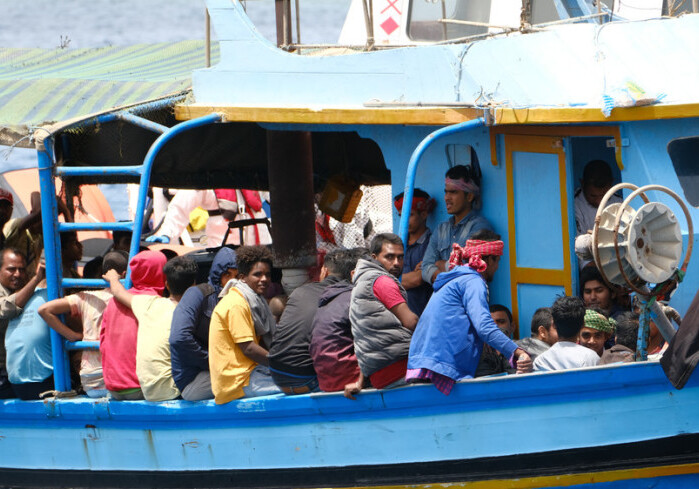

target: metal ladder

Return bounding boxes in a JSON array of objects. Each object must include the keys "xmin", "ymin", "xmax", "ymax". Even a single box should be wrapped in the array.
[{"xmin": 37, "ymin": 106, "xmax": 222, "ymax": 391}]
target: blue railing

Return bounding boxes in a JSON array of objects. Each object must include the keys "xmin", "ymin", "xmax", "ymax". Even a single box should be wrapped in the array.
[{"xmin": 37, "ymin": 105, "xmax": 222, "ymax": 392}]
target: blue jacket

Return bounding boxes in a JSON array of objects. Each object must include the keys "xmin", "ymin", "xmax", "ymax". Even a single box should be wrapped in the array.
[
  {"xmin": 170, "ymin": 247, "xmax": 237, "ymax": 391},
  {"xmin": 408, "ymin": 266, "xmax": 518, "ymax": 381},
  {"xmin": 421, "ymin": 211, "xmax": 492, "ymax": 284}
]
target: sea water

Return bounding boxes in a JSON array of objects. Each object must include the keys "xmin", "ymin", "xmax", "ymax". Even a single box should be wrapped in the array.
[{"xmin": 0, "ymin": 0, "xmax": 351, "ymax": 219}]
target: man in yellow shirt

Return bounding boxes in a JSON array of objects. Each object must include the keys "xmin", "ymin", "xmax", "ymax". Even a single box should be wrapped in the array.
[{"xmin": 209, "ymin": 245, "xmax": 281, "ymax": 404}]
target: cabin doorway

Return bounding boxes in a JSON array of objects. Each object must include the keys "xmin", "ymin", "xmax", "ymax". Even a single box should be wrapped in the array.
[{"xmin": 504, "ymin": 135, "xmax": 574, "ymax": 338}]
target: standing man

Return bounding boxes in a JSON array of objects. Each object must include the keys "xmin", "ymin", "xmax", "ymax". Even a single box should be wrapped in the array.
[
  {"xmin": 408, "ymin": 231, "xmax": 532, "ymax": 394},
  {"xmin": 347, "ymin": 234, "xmax": 418, "ymax": 398},
  {"xmin": 0, "ymin": 249, "xmax": 45, "ymax": 399},
  {"xmin": 421, "ymin": 165, "xmax": 493, "ymax": 285},
  {"xmin": 393, "ymin": 189, "xmax": 435, "ymax": 316},
  {"xmin": 574, "ymin": 160, "xmax": 620, "ymax": 236}
]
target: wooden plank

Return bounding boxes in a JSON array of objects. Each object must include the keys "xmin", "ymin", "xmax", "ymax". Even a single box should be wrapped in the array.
[{"xmin": 174, "ymin": 104, "xmax": 483, "ymax": 125}]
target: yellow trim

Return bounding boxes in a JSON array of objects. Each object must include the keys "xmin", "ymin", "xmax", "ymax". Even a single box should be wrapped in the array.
[
  {"xmin": 174, "ymin": 104, "xmax": 483, "ymax": 126},
  {"xmin": 347, "ymin": 461, "xmax": 699, "ymax": 489},
  {"xmin": 493, "ymin": 103, "xmax": 699, "ymax": 125},
  {"xmin": 490, "ymin": 125, "xmax": 624, "ymax": 170},
  {"xmin": 175, "ymin": 102, "xmax": 699, "ymax": 128},
  {"xmin": 505, "ymin": 135, "xmax": 572, "ymax": 338}
]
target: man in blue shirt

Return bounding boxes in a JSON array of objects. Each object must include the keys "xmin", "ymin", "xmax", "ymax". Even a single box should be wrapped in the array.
[
  {"xmin": 421, "ymin": 165, "xmax": 493, "ymax": 285},
  {"xmin": 394, "ymin": 189, "xmax": 435, "ymax": 316}
]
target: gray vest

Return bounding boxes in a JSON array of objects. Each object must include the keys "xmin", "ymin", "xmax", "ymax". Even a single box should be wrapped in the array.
[{"xmin": 350, "ymin": 259, "xmax": 412, "ymax": 376}]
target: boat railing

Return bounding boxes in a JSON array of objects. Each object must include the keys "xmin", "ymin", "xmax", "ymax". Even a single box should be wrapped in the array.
[{"xmin": 37, "ymin": 107, "xmax": 224, "ymax": 392}]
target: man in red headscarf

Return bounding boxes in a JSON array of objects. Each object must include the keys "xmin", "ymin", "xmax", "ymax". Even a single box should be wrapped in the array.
[
  {"xmin": 393, "ymin": 188, "xmax": 435, "ymax": 316},
  {"xmin": 407, "ymin": 230, "xmax": 532, "ymax": 395}
]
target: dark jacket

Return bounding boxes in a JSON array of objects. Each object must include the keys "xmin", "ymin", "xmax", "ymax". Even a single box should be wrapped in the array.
[
  {"xmin": 170, "ymin": 248, "xmax": 237, "ymax": 391},
  {"xmin": 661, "ymin": 288, "xmax": 699, "ymax": 389},
  {"xmin": 310, "ymin": 281, "xmax": 359, "ymax": 392},
  {"xmin": 600, "ymin": 344, "xmax": 635, "ymax": 365},
  {"xmin": 268, "ymin": 275, "xmax": 340, "ymax": 376}
]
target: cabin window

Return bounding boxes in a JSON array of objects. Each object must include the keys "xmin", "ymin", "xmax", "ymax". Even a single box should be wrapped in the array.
[
  {"xmin": 408, "ymin": 0, "xmax": 492, "ymax": 41},
  {"xmin": 668, "ymin": 136, "xmax": 699, "ymax": 207}
]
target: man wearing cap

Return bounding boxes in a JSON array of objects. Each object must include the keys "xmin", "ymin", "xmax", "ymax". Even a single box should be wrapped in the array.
[
  {"xmin": 393, "ymin": 188, "xmax": 435, "ymax": 316},
  {"xmin": 421, "ymin": 165, "xmax": 493, "ymax": 285},
  {"xmin": 408, "ymin": 230, "xmax": 532, "ymax": 395},
  {"xmin": 579, "ymin": 309, "xmax": 616, "ymax": 357}
]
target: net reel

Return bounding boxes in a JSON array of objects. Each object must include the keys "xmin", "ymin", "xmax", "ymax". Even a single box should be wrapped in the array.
[
  {"xmin": 591, "ymin": 184, "xmax": 693, "ymax": 296},
  {"xmin": 587, "ymin": 184, "xmax": 694, "ymax": 357}
]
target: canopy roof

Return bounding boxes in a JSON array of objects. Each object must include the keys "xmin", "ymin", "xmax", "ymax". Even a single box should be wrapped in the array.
[{"xmin": 0, "ymin": 40, "xmax": 218, "ymax": 148}]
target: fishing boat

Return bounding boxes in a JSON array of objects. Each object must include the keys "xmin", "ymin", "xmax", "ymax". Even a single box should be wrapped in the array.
[{"xmin": 2, "ymin": 1, "xmax": 699, "ymax": 487}]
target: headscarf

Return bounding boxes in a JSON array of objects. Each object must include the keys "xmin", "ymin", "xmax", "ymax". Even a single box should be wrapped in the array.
[
  {"xmin": 445, "ymin": 177, "xmax": 480, "ymax": 196},
  {"xmin": 448, "ymin": 240, "xmax": 504, "ymax": 273},
  {"xmin": 129, "ymin": 250, "xmax": 166, "ymax": 294},
  {"xmin": 208, "ymin": 247, "xmax": 238, "ymax": 294},
  {"xmin": 393, "ymin": 194, "xmax": 436, "ymax": 214},
  {"xmin": 584, "ymin": 309, "xmax": 616, "ymax": 334}
]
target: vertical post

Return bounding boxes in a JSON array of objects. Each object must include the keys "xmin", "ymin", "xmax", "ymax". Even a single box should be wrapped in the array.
[
  {"xmin": 694, "ymin": 0, "xmax": 699, "ymax": 13},
  {"xmin": 274, "ymin": 0, "xmax": 292, "ymax": 47},
  {"xmin": 520, "ymin": 0, "xmax": 532, "ymax": 31},
  {"xmin": 206, "ymin": 9, "xmax": 211, "ymax": 68},
  {"xmin": 266, "ymin": 130, "xmax": 316, "ymax": 276},
  {"xmin": 37, "ymin": 147, "xmax": 71, "ymax": 392},
  {"xmin": 636, "ymin": 301, "xmax": 651, "ymax": 361}
]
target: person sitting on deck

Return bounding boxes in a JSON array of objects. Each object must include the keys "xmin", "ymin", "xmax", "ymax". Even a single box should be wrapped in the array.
[
  {"xmin": 574, "ymin": 160, "xmax": 621, "ymax": 237},
  {"xmin": 60, "ymin": 231, "xmax": 84, "ymax": 280},
  {"xmin": 170, "ymin": 247, "xmax": 238, "ymax": 401},
  {"xmin": 100, "ymin": 250, "xmax": 167, "ymax": 401},
  {"xmin": 393, "ymin": 189, "xmax": 436, "ymax": 316},
  {"xmin": 0, "ymin": 249, "xmax": 45, "ymax": 399},
  {"xmin": 580, "ymin": 266, "xmax": 628, "ymax": 323},
  {"xmin": 209, "ymin": 245, "xmax": 281, "ymax": 404},
  {"xmin": 346, "ymin": 234, "xmax": 418, "ymax": 399},
  {"xmin": 421, "ymin": 165, "xmax": 493, "ymax": 286},
  {"xmin": 474, "ymin": 305, "xmax": 516, "ymax": 377},
  {"xmin": 579, "ymin": 309, "xmax": 616, "ymax": 358},
  {"xmin": 309, "ymin": 248, "xmax": 366, "ymax": 393},
  {"xmin": 38, "ymin": 251, "xmax": 129, "ymax": 398},
  {"xmin": 600, "ymin": 312, "xmax": 638, "ymax": 365},
  {"xmin": 268, "ymin": 248, "xmax": 353, "ymax": 395},
  {"xmin": 407, "ymin": 232, "xmax": 532, "ymax": 394},
  {"xmin": 534, "ymin": 296, "xmax": 600, "ymax": 371},
  {"xmin": 516, "ymin": 307, "xmax": 557, "ymax": 362},
  {"xmin": 104, "ymin": 254, "xmax": 197, "ymax": 402}
]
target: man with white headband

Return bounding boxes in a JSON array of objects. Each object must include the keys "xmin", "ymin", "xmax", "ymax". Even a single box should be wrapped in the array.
[
  {"xmin": 407, "ymin": 230, "xmax": 532, "ymax": 395},
  {"xmin": 421, "ymin": 165, "xmax": 493, "ymax": 285}
]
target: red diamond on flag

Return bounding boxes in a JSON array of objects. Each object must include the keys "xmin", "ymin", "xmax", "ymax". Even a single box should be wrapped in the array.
[{"xmin": 380, "ymin": 17, "xmax": 399, "ymax": 35}]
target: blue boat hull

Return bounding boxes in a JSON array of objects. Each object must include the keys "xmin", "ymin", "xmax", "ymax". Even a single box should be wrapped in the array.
[{"xmin": 1, "ymin": 362, "xmax": 698, "ymax": 488}]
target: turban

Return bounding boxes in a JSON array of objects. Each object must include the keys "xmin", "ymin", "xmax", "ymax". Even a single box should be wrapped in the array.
[
  {"xmin": 584, "ymin": 309, "xmax": 616, "ymax": 334},
  {"xmin": 394, "ymin": 195, "xmax": 436, "ymax": 214},
  {"xmin": 445, "ymin": 177, "xmax": 480, "ymax": 196},
  {"xmin": 448, "ymin": 240, "xmax": 504, "ymax": 273}
]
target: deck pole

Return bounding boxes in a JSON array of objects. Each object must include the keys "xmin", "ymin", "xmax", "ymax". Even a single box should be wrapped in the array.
[
  {"xmin": 399, "ymin": 118, "xmax": 485, "ymax": 248},
  {"xmin": 37, "ymin": 147, "xmax": 71, "ymax": 392},
  {"xmin": 266, "ymin": 130, "xmax": 317, "ymax": 280}
]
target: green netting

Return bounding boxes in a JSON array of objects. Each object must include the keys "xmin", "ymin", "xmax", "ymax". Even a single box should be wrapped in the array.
[{"xmin": 0, "ymin": 40, "xmax": 219, "ymax": 148}]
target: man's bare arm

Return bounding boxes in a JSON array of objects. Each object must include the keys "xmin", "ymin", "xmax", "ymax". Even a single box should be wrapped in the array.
[
  {"xmin": 102, "ymin": 269, "xmax": 133, "ymax": 309},
  {"xmin": 38, "ymin": 298, "xmax": 82, "ymax": 342},
  {"xmin": 239, "ymin": 341, "xmax": 269, "ymax": 366},
  {"xmin": 14, "ymin": 260, "xmax": 45, "ymax": 309},
  {"xmin": 389, "ymin": 302, "xmax": 418, "ymax": 331}
]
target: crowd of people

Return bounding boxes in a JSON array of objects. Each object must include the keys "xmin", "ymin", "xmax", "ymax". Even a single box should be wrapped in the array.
[{"xmin": 0, "ymin": 158, "xmax": 675, "ymax": 402}]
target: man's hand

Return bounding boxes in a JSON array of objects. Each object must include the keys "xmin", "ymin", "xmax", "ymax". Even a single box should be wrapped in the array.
[
  {"xmin": 35, "ymin": 258, "xmax": 45, "ymax": 281},
  {"xmin": 514, "ymin": 348, "xmax": 533, "ymax": 374},
  {"xmin": 102, "ymin": 269, "xmax": 121, "ymax": 283},
  {"xmin": 435, "ymin": 260, "xmax": 447, "ymax": 273},
  {"xmin": 344, "ymin": 381, "xmax": 362, "ymax": 400}
]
